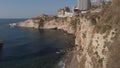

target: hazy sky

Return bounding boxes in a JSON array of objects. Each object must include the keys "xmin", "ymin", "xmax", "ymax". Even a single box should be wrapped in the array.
[{"xmin": 0, "ymin": 0, "xmax": 77, "ymax": 18}]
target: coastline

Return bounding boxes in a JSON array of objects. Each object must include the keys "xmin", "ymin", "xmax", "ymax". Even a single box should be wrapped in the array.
[{"xmin": 9, "ymin": 1, "xmax": 120, "ymax": 68}]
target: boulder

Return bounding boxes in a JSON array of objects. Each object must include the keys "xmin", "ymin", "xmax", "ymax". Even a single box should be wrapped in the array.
[{"xmin": 0, "ymin": 40, "xmax": 3, "ymax": 47}]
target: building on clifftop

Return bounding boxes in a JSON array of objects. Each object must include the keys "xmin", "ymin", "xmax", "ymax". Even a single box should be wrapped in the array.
[
  {"xmin": 58, "ymin": 7, "xmax": 73, "ymax": 17},
  {"xmin": 58, "ymin": 0, "xmax": 91, "ymax": 17},
  {"xmin": 78, "ymin": 0, "xmax": 91, "ymax": 11}
]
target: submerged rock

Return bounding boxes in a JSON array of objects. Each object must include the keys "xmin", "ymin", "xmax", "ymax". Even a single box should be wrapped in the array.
[{"xmin": 0, "ymin": 40, "xmax": 3, "ymax": 47}]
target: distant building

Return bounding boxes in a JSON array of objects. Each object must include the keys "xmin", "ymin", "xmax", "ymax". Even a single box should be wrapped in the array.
[
  {"xmin": 91, "ymin": 0, "xmax": 102, "ymax": 6},
  {"xmin": 58, "ymin": 7, "xmax": 73, "ymax": 17},
  {"xmin": 58, "ymin": 0, "xmax": 91, "ymax": 17},
  {"xmin": 91, "ymin": 0, "xmax": 111, "ymax": 8},
  {"xmin": 78, "ymin": 0, "xmax": 91, "ymax": 11}
]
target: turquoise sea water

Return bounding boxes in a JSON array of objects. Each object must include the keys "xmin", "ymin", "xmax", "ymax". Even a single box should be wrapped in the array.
[{"xmin": 0, "ymin": 19, "xmax": 75, "ymax": 68}]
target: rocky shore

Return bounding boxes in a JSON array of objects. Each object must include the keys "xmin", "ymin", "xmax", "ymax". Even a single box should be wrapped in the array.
[{"xmin": 9, "ymin": 1, "xmax": 120, "ymax": 68}]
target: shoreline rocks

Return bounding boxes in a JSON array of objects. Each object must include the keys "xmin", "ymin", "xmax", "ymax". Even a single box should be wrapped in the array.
[
  {"xmin": 0, "ymin": 40, "xmax": 3, "ymax": 47},
  {"xmin": 9, "ymin": 23, "xmax": 17, "ymax": 27}
]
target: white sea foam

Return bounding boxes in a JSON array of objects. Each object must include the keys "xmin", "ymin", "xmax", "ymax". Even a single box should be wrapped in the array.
[{"xmin": 57, "ymin": 58, "xmax": 66, "ymax": 68}]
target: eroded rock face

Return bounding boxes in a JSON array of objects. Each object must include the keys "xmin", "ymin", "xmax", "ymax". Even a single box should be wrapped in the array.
[
  {"xmin": 65, "ymin": 16, "xmax": 118, "ymax": 68},
  {"xmin": 11, "ymin": 15, "xmax": 76, "ymax": 34}
]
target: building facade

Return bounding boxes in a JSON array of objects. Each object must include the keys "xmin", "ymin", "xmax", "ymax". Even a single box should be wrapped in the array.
[{"xmin": 78, "ymin": 0, "xmax": 91, "ymax": 11}]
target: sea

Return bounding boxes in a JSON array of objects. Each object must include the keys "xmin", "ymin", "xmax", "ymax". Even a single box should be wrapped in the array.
[{"xmin": 0, "ymin": 19, "xmax": 75, "ymax": 68}]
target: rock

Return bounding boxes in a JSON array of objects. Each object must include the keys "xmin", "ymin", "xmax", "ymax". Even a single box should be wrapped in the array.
[
  {"xmin": 9, "ymin": 23, "xmax": 17, "ymax": 27},
  {"xmin": 56, "ymin": 51, "xmax": 60, "ymax": 54},
  {"xmin": 0, "ymin": 40, "xmax": 3, "ymax": 47}
]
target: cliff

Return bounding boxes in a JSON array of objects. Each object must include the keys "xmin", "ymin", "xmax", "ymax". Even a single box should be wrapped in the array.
[
  {"xmin": 65, "ymin": 1, "xmax": 120, "ymax": 68},
  {"xmin": 12, "ymin": 15, "xmax": 76, "ymax": 34},
  {"xmin": 10, "ymin": 1, "xmax": 120, "ymax": 68}
]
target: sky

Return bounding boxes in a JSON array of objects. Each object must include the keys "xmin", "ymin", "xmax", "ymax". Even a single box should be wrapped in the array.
[{"xmin": 0, "ymin": 0, "xmax": 77, "ymax": 18}]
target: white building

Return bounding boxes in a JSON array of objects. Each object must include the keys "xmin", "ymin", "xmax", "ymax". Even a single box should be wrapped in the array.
[
  {"xmin": 58, "ymin": 12, "xmax": 73, "ymax": 17},
  {"xmin": 57, "ymin": 7, "xmax": 73, "ymax": 17},
  {"xmin": 58, "ymin": 0, "xmax": 91, "ymax": 17},
  {"xmin": 78, "ymin": 0, "xmax": 91, "ymax": 11}
]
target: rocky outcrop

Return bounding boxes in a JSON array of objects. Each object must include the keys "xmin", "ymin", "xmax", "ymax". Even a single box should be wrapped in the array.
[
  {"xmin": 9, "ymin": 1, "xmax": 120, "ymax": 68},
  {"xmin": 10, "ymin": 15, "xmax": 76, "ymax": 34},
  {"xmin": 0, "ymin": 40, "xmax": 3, "ymax": 47}
]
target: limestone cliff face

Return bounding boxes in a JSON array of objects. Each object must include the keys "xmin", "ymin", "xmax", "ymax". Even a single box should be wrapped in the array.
[
  {"xmin": 17, "ymin": 19, "xmax": 39, "ymax": 28},
  {"xmin": 11, "ymin": 1, "xmax": 120, "ymax": 68},
  {"xmin": 65, "ymin": 16, "xmax": 117, "ymax": 68},
  {"xmin": 14, "ymin": 16, "xmax": 76, "ymax": 34},
  {"xmin": 65, "ymin": 1, "xmax": 120, "ymax": 68}
]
